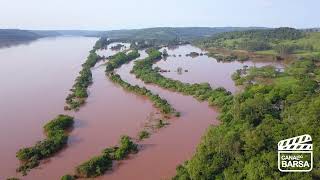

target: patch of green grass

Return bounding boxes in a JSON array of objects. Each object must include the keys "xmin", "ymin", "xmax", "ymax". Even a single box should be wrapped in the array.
[
  {"xmin": 255, "ymin": 50, "xmax": 277, "ymax": 55},
  {"xmin": 138, "ymin": 130, "xmax": 150, "ymax": 140}
]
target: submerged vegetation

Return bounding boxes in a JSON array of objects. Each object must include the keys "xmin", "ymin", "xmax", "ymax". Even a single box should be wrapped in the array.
[
  {"xmin": 110, "ymin": 43, "xmax": 125, "ymax": 51},
  {"xmin": 16, "ymin": 115, "xmax": 74, "ymax": 175},
  {"xmin": 64, "ymin": 135, "xmax": 137, "ymax": 178},
  {"xmin": 138, "ymin": 130, "xmax": 150, "ymax": 140}
]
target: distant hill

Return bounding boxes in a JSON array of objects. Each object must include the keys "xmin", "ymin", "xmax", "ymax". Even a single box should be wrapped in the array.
[
  {"xmin": 0, "ymin": 27, "xmax": 267, "ymax": 48},
  {"xmin": 0, "ymin": 29, "xmax": 41, "ymax": 47},
  {"xmin": 102, "ymin": 27, "xmax": 268, "ymax": 41}
]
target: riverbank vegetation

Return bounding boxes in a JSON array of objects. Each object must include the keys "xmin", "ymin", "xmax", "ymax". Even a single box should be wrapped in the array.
[
  {"xmin": 138, "ymin": 130, "xmax": 150, "ymax": 140},
  {"xmin": 105, "ymin": 50, "xmax": 140, "ymax": 73},
  {"xmin": 65, "ymin": 47, "xmax": 101, "ymax": 110},
  {"xmin": 173, "ymin": 59, "xmax": 320, "ymax": 179},
  {"xmin": 195, "ymin": 28, "xmax": 320, "ymax": 62},
  {"xmin": 110, "ymin": 43, "xmax": 125, "ymax": 51},
  {"xmin": 232, "ymin": 65, "xmax": 280, "ymax": 85},
  {"xmin": 16, "ymin": 115, "xmax": 74, "ymax": 175},
  {"xmin": 62, "ymin": 135, "xmax": 137, "ymax": 179},
  {"xmin": 93, "ymin": 37, "xmax": 110, "ymax": 49}
]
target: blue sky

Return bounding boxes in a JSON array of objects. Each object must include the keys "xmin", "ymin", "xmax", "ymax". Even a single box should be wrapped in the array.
[{"xmin": 0, "ymin": 0, "xmax": 319, "ymax": 30}]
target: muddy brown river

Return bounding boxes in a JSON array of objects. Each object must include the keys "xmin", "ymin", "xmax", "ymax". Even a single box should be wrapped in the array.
[{"xmin": 0, "ymin": 38, "xmax": 282, "ymax": 179}]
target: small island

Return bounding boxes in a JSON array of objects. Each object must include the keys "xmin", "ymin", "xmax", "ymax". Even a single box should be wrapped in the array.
[
  {"xmin": 186, "ymin": 52, "xmax": 200, "ymax": 57},
  {"xmin": 110, "ymin": 44, "xmax": 125, "ymax": 51}
]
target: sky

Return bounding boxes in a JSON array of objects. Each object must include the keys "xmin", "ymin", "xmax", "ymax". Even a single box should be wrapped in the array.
[{"xmin": 0, "ymin": 0, "xmax": 319, "ymax": 30}]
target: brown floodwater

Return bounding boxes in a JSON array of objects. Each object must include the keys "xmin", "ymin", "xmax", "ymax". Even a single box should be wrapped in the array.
[
  {"xmin": 156, "ymin": 45, "xmax": 284, "ymax": 93},
  {"xmin": 0, "ymin": 36, "xmax": 96, "ymax": 179},
  {"xmin": 0, "ymin": 38, "xmax": 157, "ymax": 179}
]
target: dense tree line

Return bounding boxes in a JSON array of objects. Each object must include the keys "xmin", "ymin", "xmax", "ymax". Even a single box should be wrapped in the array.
[
  {"xmin": 65, "ymin": 47, "xmax": 101, "ymax": 110},
  {"xmin": 16, "ymin": 115, "xmax": 74, "ymax": 175},
  {"xmin": 93, "ymin": 37, "xmax": 110, "ymax": 49},
  {"xmin": 232, "ymin": 65, "xmax": 279, "ymax": 85},
  {"xmin": 173, "ymin": 60, "xmax": 320, "ymax": 179},
  {"xmin": 62, "ymin": 135, "xmax": 137, "ymax": 179},
  {"xmin": 105, "ymin": 50, "xmax": 140, "ymax": 73}
]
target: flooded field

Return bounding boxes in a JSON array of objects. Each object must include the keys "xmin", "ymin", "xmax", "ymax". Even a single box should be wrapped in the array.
[{"xmin": 156, "ymin": 45, "xmax": 283, "ymax": 92}]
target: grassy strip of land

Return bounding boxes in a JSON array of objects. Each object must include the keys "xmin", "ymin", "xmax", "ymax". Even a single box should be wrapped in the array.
[
  {"xmin": 62, "ymin": 135, "xmax": 137, "ymax": 179},
  {"xmin": 16, "ymin": 115, "xmax": 74, "ymax": 175}
]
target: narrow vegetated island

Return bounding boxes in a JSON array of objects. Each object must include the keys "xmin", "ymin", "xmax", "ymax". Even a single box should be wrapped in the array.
[
  {"xmin": 64, "ymin": 38, "xmax": 114, "ymax": 111},
  {"xmin": 62, "ymin": 135, "xmax": 138, "ymax": 179},
  {"xmin": 16, "ymin": 115, "xmax": 74, "ymax": 175},
  {"xmin": 64, "ymin": 48, "xmax": 101, "ymax": 110}
]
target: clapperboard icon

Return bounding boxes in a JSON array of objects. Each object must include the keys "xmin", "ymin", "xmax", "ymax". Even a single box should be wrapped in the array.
[{"xmin": 278, "ymin": 134, "xmax": 313, "ymax": 172}]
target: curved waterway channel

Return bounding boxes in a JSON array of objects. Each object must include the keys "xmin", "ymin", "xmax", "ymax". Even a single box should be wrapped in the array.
[{"xmin": 0, "ymin": 38, "xmax": 283, "ymax": 179}]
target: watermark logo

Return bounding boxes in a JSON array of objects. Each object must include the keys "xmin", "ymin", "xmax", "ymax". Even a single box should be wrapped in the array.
[{"xmin": 278, "ymin": 134, "xmax": 313, "ymax": 172}]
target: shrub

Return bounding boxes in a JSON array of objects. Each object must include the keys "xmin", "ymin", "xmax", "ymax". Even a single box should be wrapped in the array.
[
  {"xmin": 61, "ymin": 174, "xmax": 75, "ymax": 180},
  {"xmin": 75, "ymin": 155, "xmax": 112, "ymax": 178},
  {"xmin": 138, "ymin": 130, "xmax": 150, "ymax": 140}
]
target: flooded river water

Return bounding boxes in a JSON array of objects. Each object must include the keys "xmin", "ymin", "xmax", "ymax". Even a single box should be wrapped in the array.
[{"xmin": 0, "ymin": 39, "xmax": 281, "ymax": 179}]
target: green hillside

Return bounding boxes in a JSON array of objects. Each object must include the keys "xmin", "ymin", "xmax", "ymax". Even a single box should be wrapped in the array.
[
  {"xmin": 103, "ymin": 27, "xmax": 266, "ymax": 41},
  {"xmin": 195, "ymin": 27, "xmax": 320, "ymax": 61}
]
